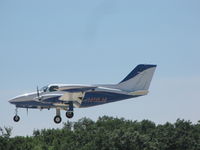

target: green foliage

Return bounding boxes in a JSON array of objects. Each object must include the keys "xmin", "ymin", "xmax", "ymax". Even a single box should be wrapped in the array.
[
  {"xmin": 0, "ymin": 127, "xmax": 12, "ymax": 138},
  {"xmin": 1, "ymin": 117, "xmax": 200, "ymax": 150}
]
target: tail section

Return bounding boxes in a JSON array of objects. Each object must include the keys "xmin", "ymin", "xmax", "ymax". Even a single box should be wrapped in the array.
[{"xmin": 116, "ymin": 64, "xmax": 157, "ymax": 92}]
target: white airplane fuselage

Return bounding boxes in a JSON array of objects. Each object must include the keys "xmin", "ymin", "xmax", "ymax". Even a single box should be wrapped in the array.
[
  {"xmin": 9, "ymin": 84, "xmax": 141, "ymax": 109},
  {"xmin": 9, "ymin": 64, "xmax": 157, "ymax": 123}
]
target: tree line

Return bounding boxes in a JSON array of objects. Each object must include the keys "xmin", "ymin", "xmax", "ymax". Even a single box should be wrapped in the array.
[{"xmin": 1, "ymin": 116, "xmax": 200, "ymax": 150}]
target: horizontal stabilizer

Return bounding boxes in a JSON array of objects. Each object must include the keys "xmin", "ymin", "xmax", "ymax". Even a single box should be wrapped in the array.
[{"xmin": 128, "ymin": 90, "xmax": 149, "ymax": 96}]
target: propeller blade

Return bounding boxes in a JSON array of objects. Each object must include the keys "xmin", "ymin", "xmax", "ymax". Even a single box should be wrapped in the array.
[{"xmin": 37, "ymin": 86, "xmax": 40, "ymax": 100}]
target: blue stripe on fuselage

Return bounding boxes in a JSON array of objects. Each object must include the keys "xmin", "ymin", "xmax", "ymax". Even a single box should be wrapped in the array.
[
  {"xmin": 80, "ymin": 91, "xmax": 138, "ymax": 107},
  {"xmin": 15, "ymin": 100, "xmax": 54, "ymax": 108},
  {"xmin": 14, "ymin": 92, "xmax": 140, "ymax": 108},
  {"xmin": 42, "ymin": 96, "xmax": 62, "ymax": 103},
  {"xmin": 15, "ymin": 96, "xmax": 63, "ymax": 108}
]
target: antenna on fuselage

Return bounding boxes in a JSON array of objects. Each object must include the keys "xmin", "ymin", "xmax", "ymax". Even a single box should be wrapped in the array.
[{"xmin": 26, "ymin": 108, "xmax": 28, "ymax": 116}]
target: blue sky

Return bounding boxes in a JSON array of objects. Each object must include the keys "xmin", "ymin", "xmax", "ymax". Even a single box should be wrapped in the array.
[{"xmin": 0, "ymin": 0, "xmax": 200, "ymax": 136}]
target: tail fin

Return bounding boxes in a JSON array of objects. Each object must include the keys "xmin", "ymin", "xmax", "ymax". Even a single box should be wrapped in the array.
[{"xmin": 117, "ymin": 64, "xmax": 157, "ymax": 92}]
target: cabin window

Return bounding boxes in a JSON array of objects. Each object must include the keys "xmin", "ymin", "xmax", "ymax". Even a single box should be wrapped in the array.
[{"xmin": 49, "ymin": 86, "xmax": 59, "ymax": 92}]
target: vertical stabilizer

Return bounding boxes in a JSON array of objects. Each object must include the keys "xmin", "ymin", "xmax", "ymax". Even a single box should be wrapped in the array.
[{"xmin": 116, "ymin": 64, "xmax": 157, "ymax": 92}]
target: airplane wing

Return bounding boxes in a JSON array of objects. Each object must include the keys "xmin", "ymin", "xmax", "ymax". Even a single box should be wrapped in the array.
[
  {"xmin": 36, "ymin": 85, "xmax": 128, "ymax": 108},
  {"xmin": 59, "ymin": 86, "xmax": 97, "ymax": 92},
  {"xmin": 57, "ymin": 86, "xmax": 97, "ymax": 103},
  {"xmin": 59, "ymin": 92, "xmax": 84, "ymax": 102},
  {"xmin": 35, "ymin": 86, "xmax": 97, "ymax": 107}
]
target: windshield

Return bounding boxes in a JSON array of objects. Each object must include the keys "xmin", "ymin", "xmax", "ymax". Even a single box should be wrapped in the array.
[{"xmin": 40, "ymin": 85, "xmax": 48, "ymax": 92}]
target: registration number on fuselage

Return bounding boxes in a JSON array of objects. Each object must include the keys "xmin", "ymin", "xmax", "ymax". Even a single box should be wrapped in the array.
[{"xmin": 87, "ymin": 97, "xmax": 107, "ymax": 103}]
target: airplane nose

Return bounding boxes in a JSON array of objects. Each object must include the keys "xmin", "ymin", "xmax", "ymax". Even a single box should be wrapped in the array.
[
  {"xmin": 9, "ymin": 97, "xmax": 22, "ymax": 104},
  {"xmin": 9, "ymin": 92, "xmax": 36, "ymax": 105},
  {"xmin": 9, "ymin": 98, "xmax": 18, "ymax": 104}
]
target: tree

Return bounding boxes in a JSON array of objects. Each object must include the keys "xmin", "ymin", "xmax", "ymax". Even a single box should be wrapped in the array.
[
  {"xmin": 0, "ymin": 127, "xmax": 12, "ymax": 138},
  {"xmin": 1, "ymin": 117, "xmax": 200, "ymax": 150}
]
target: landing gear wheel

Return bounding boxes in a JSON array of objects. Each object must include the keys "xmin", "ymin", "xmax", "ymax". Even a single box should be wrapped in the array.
[
  {"xmin": 54, "ymin": 116, "xmax": 62, "ymax": 124},
  {"xmin": 66, "ymin": 111, "xmax": 74, "ymax": 118},
  {"xmin": 13, "ymin": 115, "xmax": 20, "ymax": 122}
]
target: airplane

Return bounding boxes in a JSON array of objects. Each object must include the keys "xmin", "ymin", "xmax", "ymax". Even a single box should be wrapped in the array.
[{"xmin": 9, "ymin": 64, "xmax": 157, "ymax": 124}]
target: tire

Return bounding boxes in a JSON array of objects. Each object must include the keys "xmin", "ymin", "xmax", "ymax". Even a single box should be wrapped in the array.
[
  {"xmin": 66, "ymin": 111, "xmax": 74, "ymax": 118},
  {"xmin": 13, "ymin": 115, "xmax": 20, "ymax": 122},
  {"xmin": 54, "ymin": 116, "xmax": 62, "ymax": 124}
]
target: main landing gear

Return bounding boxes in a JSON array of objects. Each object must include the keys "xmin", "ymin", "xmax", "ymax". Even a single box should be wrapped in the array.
[
  {"xmin": 66, "ymin": 101, "xmax": 74, "ymax": 119},
  {"xmin": 54, "ymin": 102, "xmax": 74, "ymax": 124},
  {"xmin": 54, "ymin": 108, "xmax": 62, "ymax": 124},
  {"xmin": 66, "ymin": 111, "xmax": 74, "ymax": 118},
  {"xmin": 53, "ymin": 110, "xmax": 74, "ymax": 124},
  {"xmin": 13, "ymin": 108, "xmax": 20, "ymax": 122}
]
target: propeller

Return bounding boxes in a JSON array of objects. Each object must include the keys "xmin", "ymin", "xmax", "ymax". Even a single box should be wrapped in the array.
[{"xmin": 37, "ymin": 86, "xmax": 41, "ymax": 101}]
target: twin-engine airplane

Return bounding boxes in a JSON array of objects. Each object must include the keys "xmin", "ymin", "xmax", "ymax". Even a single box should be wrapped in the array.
[{"xmin": 9, "ymin": 64, "xmax": 157, "ymax": 124}]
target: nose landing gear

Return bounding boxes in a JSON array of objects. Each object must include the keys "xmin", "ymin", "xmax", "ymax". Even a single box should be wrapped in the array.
[
  {"xmin": 13, "ymin": 108, "xmax": 20, "ymax": 122},
  {"xmin": 13, "ymin": 115, "xmax": 20, "ymax": 122}
]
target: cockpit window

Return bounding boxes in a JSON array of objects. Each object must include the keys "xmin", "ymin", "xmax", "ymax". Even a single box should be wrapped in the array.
[
  {"xmin": 41, "ymin": 86, "xmax": 48, "ymax": 92},
  {"xmin": 49, "ymin": 86, "xmax": 59, "ymax": 92},
  {"xmin": 40, "ymin": 85, "xmax": 59, "ymax": 92}
]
